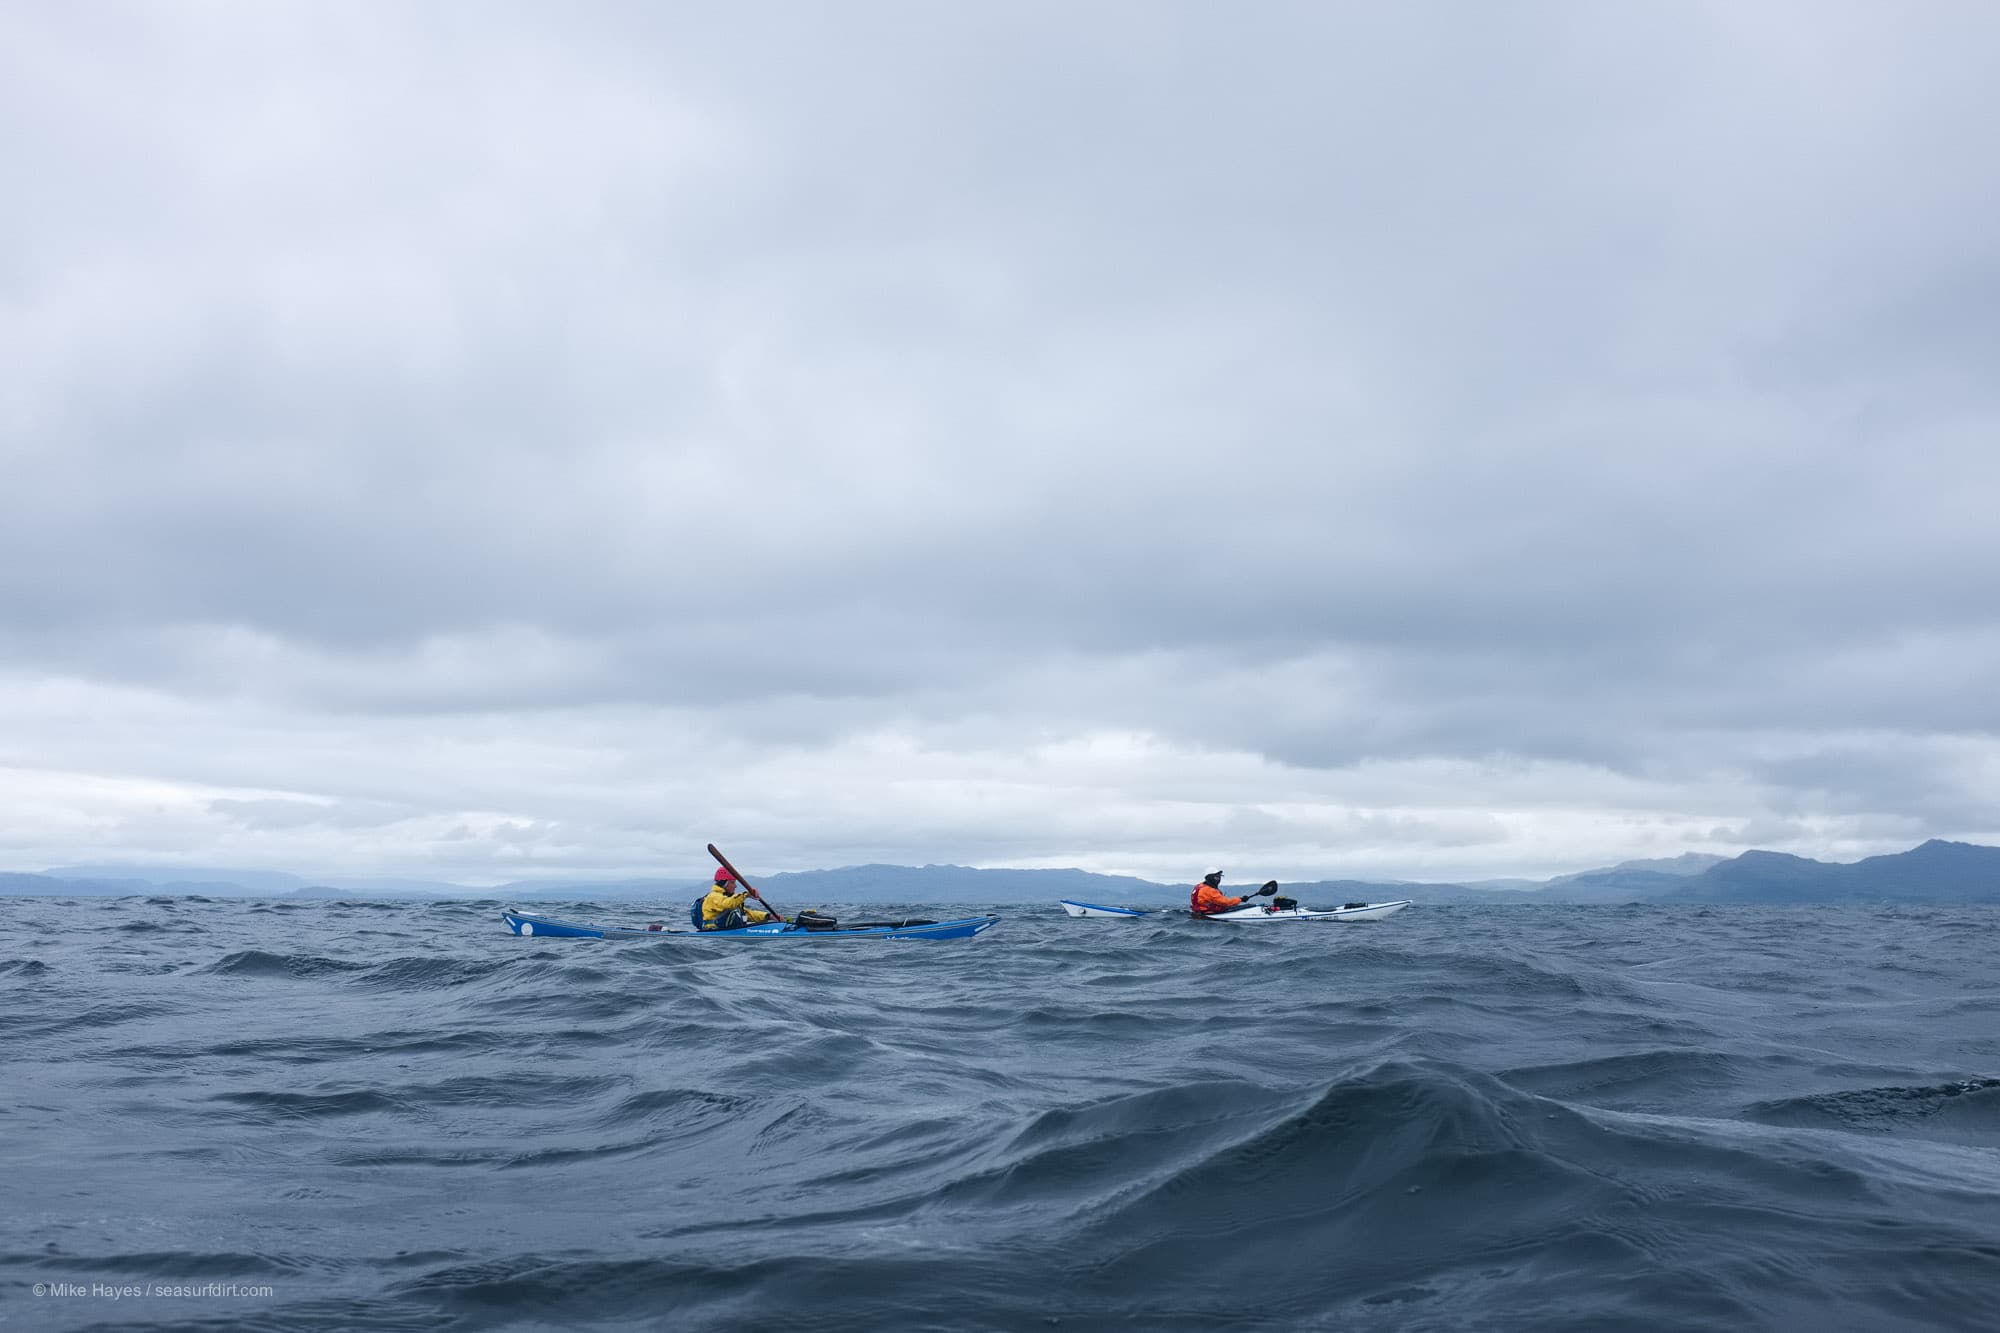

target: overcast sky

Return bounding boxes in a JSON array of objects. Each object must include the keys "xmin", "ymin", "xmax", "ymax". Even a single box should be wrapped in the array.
[{"xmin": 3, "ymin": 2, "xmax": 1997, "ymax": 885}]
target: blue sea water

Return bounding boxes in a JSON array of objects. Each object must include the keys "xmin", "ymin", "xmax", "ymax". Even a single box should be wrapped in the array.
[{"xmin": 3, "ymin": 897, "xmax": 1998, "ymax": 1331}]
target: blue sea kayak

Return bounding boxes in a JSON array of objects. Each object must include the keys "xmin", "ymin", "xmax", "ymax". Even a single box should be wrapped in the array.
[{"xmin": 502, "ymin": 908, "xmax": 1000, "ymax": 942}]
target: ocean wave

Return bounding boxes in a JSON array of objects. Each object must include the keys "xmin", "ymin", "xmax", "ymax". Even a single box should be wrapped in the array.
[
  {"xmin": 1498, "ymin": 1047, "xmax": 1771, "ymax": 1110},
  {"xmin": 1746, "ymin": 1077, "xmax": 2000, "ymax": 1141},
  {"xmin": 208, "ymin": 1088, "xmax": 409, "ymax": 1121},
  {"xmin": 7, "ymin": 898, "xmax": 2000, "ymax": 1332},
  {"xmin": 357, "ymin": 956, "xmax": 524, "ymax": 990},
  {"xmin": 199, "ymin": 949, "xmax": 371, "ymax": 980}
]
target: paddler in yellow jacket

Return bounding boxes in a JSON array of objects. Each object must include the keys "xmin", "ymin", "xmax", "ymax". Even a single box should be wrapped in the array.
[{"xmin": 700, "ymin": 866, "xmax": 778, "ymax": 930}]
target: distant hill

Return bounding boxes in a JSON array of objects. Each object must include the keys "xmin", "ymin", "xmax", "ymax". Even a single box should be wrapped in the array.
[
  {"xmin": 1666, "ymin": 839, "xmax": 2000, "ymax": 904},
  {"xmin": 1532, "ymin": 868, "xmax": 1702, "ymax": 902},
  {"xmin": 0, "ymin": 871, "xmax": 152, "ymax": 897},
  {"xmin": 2, "ymin": 842, "xmax": 1995, "ymax": 904},
  {"xmin": 45, "ymin": 865, "xmax": 307, "ymax": 894},
  {"xmin": 1585, "ymin": 852, "xmax": 1727, "ymax": 878}
]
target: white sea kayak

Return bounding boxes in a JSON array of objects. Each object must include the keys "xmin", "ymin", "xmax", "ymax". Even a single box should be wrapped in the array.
[
  {"xmin": 1196, "ymin": 900, "xmax": 1412, "ymax": 923},
  {"xmin": 1059, "ymin": 899, "xmax": 1152, "ymax": 918}
]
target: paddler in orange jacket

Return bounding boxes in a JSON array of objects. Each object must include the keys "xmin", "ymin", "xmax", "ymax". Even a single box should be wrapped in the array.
[
  {"xmin": 700, "ymin": 867, "xmax": 778, "ymax": 930},
  {"xmin": 1189, "ymin": 867, "xmax": 1244, "ymax": 916}
]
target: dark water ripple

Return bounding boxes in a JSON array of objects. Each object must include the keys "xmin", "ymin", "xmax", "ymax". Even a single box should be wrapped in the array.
[{"xmin": 3, "ymin": 899, "xmax": 1999, "ymax": 1331}]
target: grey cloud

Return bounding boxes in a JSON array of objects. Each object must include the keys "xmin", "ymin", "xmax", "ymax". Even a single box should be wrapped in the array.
[
  {"xmin": 3, "ymin": 3, "xmax": 1998, "ymax": 878},
  {"xmin": 208, "ymin": 797, "xmax": 419, "ymax": 831}
]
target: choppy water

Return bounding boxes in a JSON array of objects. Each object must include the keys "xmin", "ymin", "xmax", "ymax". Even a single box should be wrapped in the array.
[{"xmin": 3, "ymin": 897, "xmax": 1998, "ymax": 1332}]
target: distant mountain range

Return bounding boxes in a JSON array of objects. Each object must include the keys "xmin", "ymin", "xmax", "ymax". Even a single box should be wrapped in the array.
[{"xmin": 3, "ymin": 841, "xmax": 1997, "ymax": 905}]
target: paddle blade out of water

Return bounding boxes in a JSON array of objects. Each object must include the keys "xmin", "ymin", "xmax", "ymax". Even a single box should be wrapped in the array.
[{"xmin": 708, "ymin": 843, "xmax": 782, "ymax": 920}]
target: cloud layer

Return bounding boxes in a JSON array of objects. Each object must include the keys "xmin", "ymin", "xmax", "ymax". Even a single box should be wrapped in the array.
[{"xmin": 4, "ymin": 3, "xmax": 1997, "ymax": 882}]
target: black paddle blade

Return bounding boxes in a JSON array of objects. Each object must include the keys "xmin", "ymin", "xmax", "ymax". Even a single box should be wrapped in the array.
[{"xmin": 1258, "ymin": 881, "xmax": 1279, "ymax": 895}]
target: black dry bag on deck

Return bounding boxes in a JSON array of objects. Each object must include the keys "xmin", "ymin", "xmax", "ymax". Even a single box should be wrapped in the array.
[{"xmin": 793, "ymin": 910, "xmax": 839, "ymax": 931}]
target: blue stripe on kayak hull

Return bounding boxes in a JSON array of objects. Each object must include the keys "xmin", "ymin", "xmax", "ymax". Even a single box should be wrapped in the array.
[{"xmin": 502, "ymin": 909, "xmax": 1000, "ymax": 941}]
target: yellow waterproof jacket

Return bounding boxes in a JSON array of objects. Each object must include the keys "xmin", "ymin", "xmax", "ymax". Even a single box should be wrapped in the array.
[{"xmin": 701, "ymin": 886, "xmax": 773, "ymax": 927}]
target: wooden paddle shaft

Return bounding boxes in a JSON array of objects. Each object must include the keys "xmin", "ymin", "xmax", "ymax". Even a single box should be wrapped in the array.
[{"xmin": 707, "ymin": 844, "xmax": 779, "ymax": 916}]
